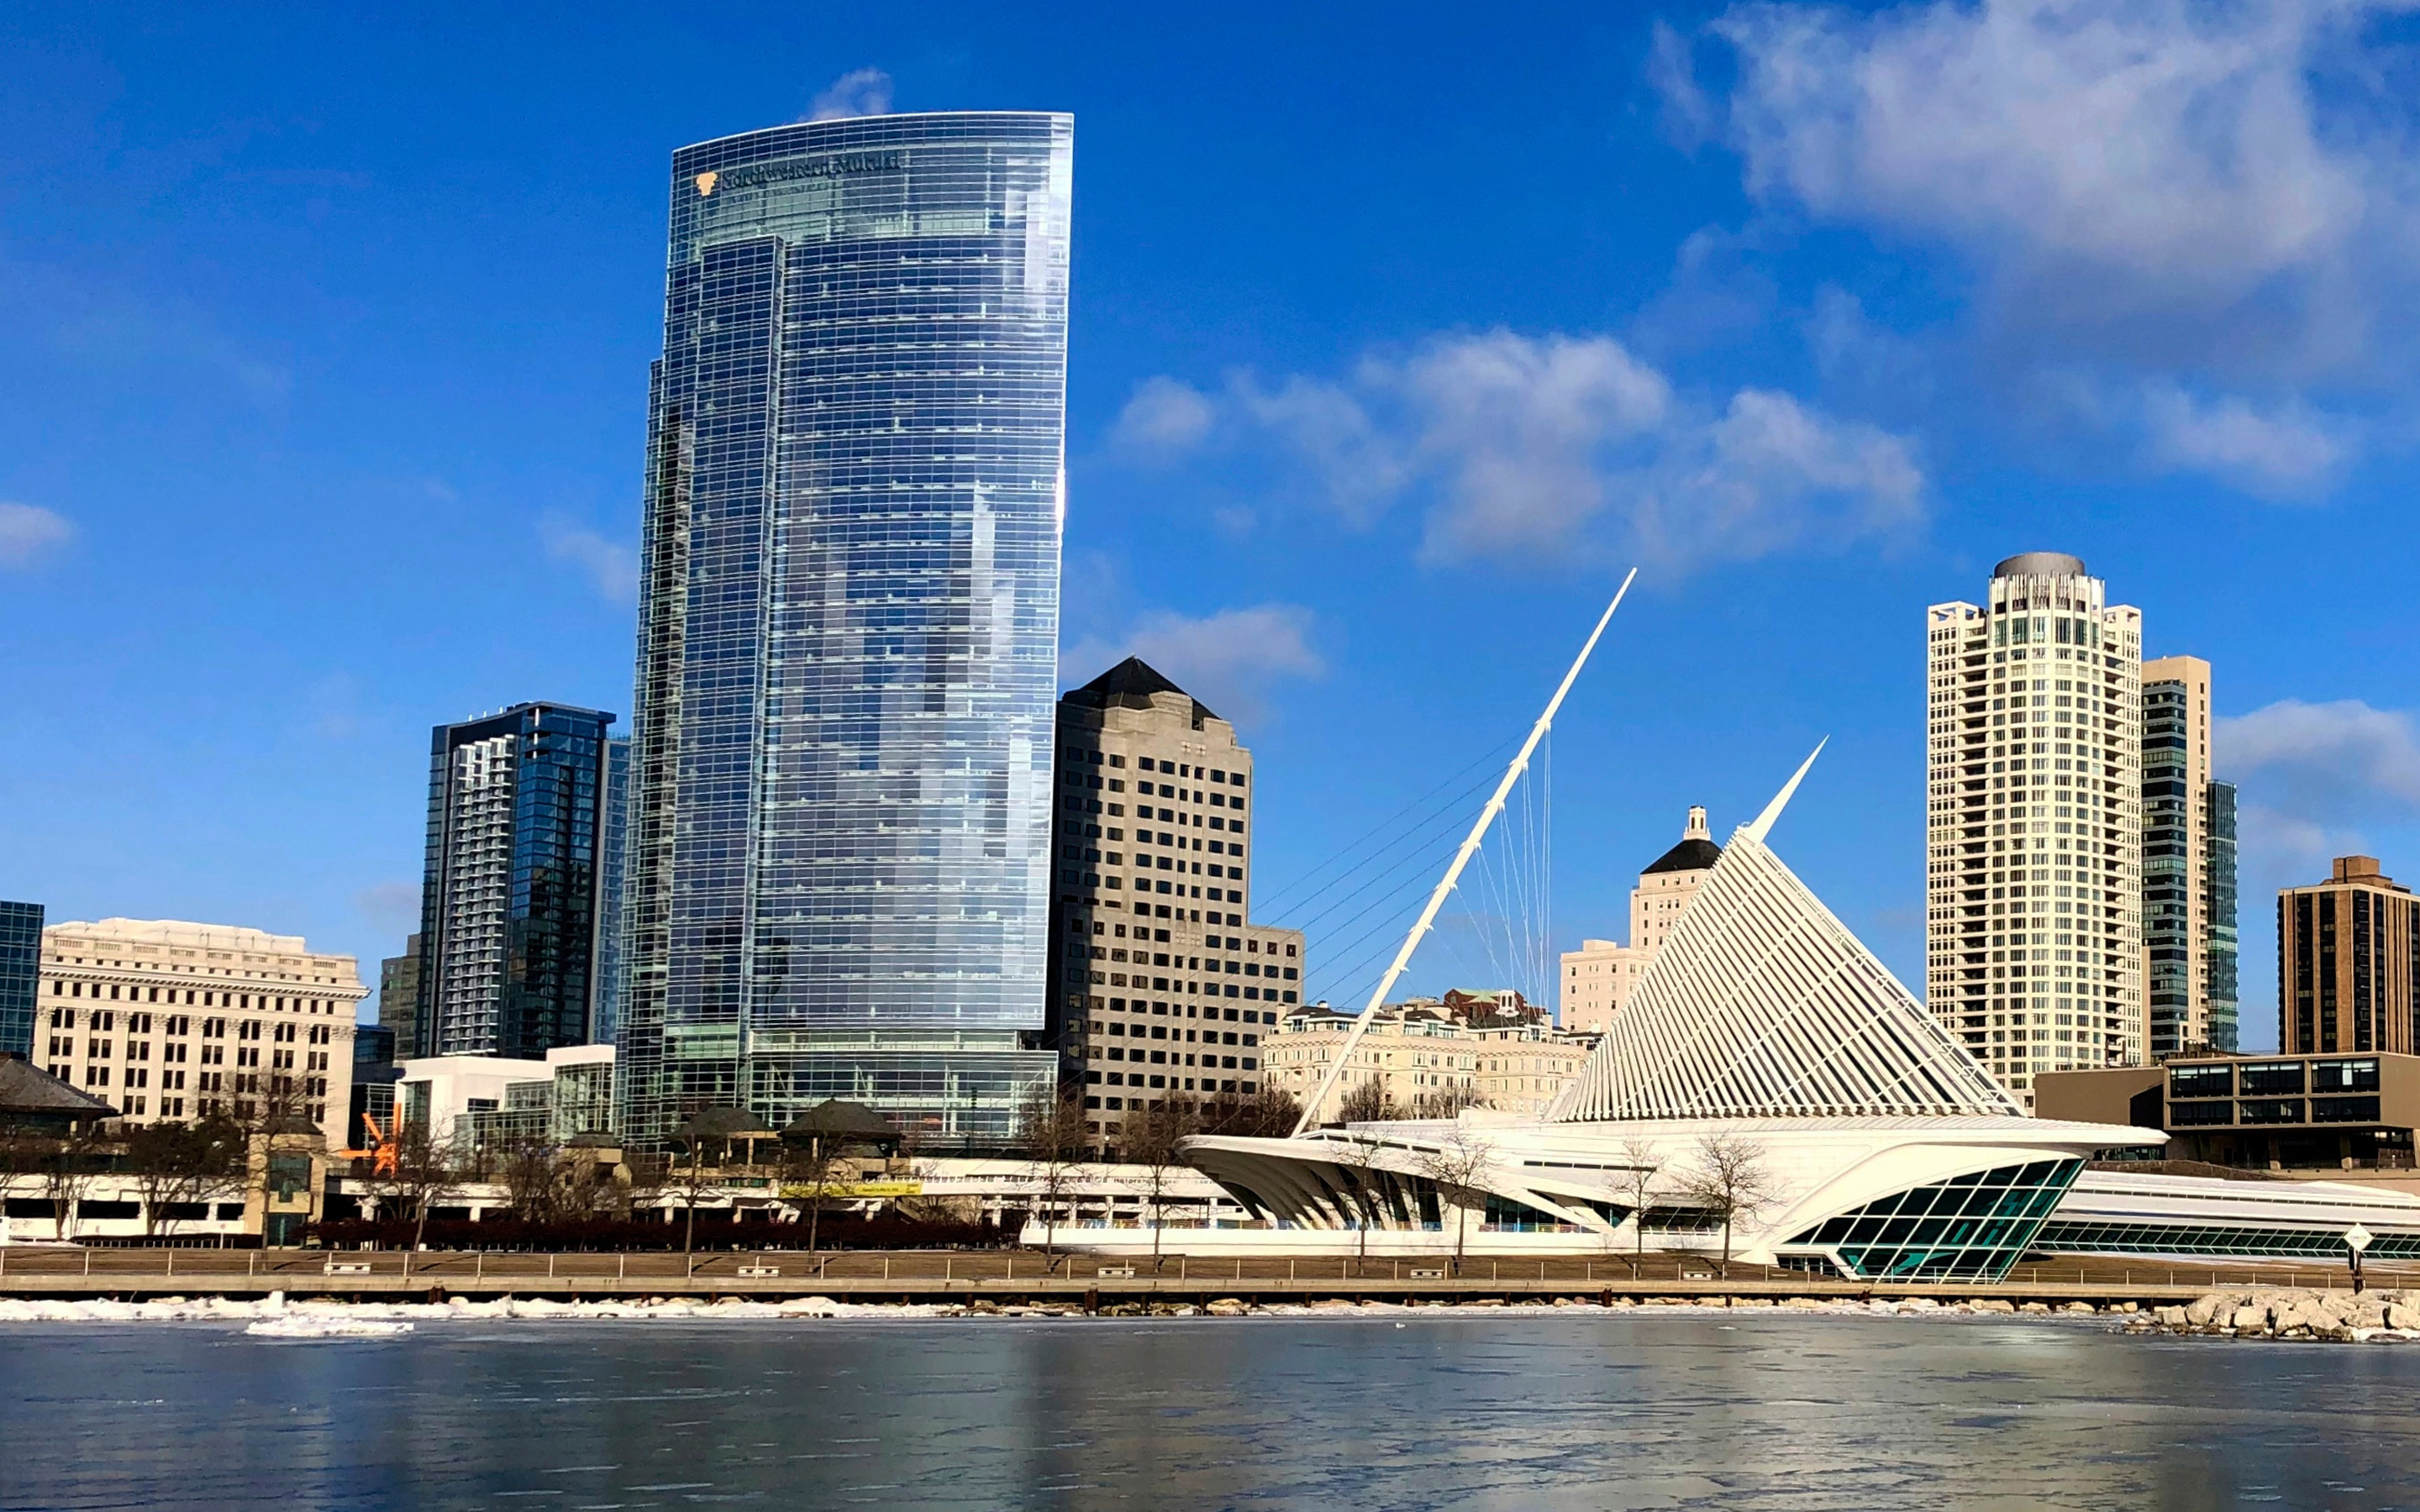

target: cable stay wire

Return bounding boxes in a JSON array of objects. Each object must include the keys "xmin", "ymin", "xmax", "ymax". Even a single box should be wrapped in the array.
[
  {"xmin": 1254, "ymin": 736, "xmax": 1521, "ymax": 920},
  {"xmin": 1275, "ymin": 791, "xmax": 1489, "ymax": 941}
]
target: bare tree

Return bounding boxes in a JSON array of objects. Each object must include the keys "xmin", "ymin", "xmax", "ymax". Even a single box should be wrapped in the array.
[
  {"xmin": 1337, "ymin": 1079, "xmax": 1397, "ymax": 1125},
  {"xmin": 38, "ymin": 1122, "xmax": 109, "ymax": 1242},
  {"xmin": 1198, "ymin": 1085, "xmax": 1302, "ymax": 1139},
  {"xmin": 1016, "ymin": 1088, "xmax": 1092, "ymax": 1274},
  {"xmin": 125, "ymin": 1116, "xmax": 243, "ymax": 1239},
  {"xmin": 781, "ymin": 1135, "xmax": 850, "ymax": 1261},
  {"xmin": 1418, "ymin": 1125, "xmax": 1497, "ymax": 1275},
  {"xmin": 1333, "ymin": 1131, "xmax": 1389, "ymax": 1264},
  {"xmin": 1119, "ymin": 1094, "xmax": 1200, "ymax": 1268},
  {"xmin": 368, "ymin": 1120, "xmax": 461, "ymax": 1252},
  {"xmin": 1612, "ymin": 1137, "xmax": 1664, "ymax": 1278},
  {"xmin": 1677, "ymin": 1133, "xmax": 1774, "ymax": 1277},
  {"xmin": 1409, "ymin": 1085, "xmax": 1490, "ymax": 1120}
]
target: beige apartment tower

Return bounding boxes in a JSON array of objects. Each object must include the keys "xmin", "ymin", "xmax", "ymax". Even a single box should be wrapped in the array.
[
  {"xmin": 36, "ymin": 919, "xmax": 368, "ymax": 1147},
  {"xmin": 1926, "ymin": 553, "xmax": 2144, "ymax": 1109},
  {"xmin": 1044, "ymin": 659, "xmax": 1304, "ymax": 1154},
  {"xmin": 1560, "ymin": 806, "xmax": 1721, "ymax": 1034}
]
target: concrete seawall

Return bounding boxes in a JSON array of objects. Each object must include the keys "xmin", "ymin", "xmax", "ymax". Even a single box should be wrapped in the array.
[{"xmin": 0, "ymin": 1247, "xmax": 2396, "ymax": 1310}]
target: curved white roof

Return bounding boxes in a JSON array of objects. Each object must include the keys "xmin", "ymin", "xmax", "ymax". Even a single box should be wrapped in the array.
[{"xmin": 1550, "ymin": 821, "xmax": 2020, "ymax": 1122}]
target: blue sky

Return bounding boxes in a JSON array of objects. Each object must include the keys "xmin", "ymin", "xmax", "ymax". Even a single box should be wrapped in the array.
[{"xmin": 6, "ymin": 3, "xmax": 2420, "ymax": 1052}]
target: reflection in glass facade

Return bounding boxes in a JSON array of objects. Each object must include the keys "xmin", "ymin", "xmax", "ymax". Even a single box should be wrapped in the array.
[
  {"xmin": 2034, "ymin": 1218, "xmax": 2420, "ymax": 1262},
  {"xmin": 416, "ymin": 703, "xmax": 615, "ymax": 1059},
  {"xmin": 592, "ymin": 735, "xmax": 631, "ymax": 1047},
  {"xmin": 618, "ymin": 113, "xmax": 1072, "ymax": 1146},
  {"xmin": 1783, "ymin": 1159, "xmax": 2083, "ymax": 1281},
  {"xmin": 0, "ymin": 900, "xmax": 41, "ymax": 1057}
]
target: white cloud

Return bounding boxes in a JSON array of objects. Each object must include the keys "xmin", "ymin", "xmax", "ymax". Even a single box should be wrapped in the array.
[
  {"xmin": 1167, "ymin": 330, "xmax": 1924, "ymax": 570},
  {"xmin": 804, "ymin": 67, "xmax": 893, "ymax": 123},
  {"xmin": 541, "ymin": 518, "xmax": 638, "ymax": 604},
  {"xmin": 2139, "ymin": 384, "xmax": 2352, "ymax": 496},
  {"xmin": 1679, "ymin": 0, "xmax": 2420, "ymax": 491},
  {"xmin": 355, "ymin": 881, "xmax": 422, "ymax": 941},
  {"xmin": 1708, "ymin": 0, "xmax": 2395, "ymax": 359},
  {"xmin": 2218, "ymin": 698, "xmax": 2420, "ymax": 825},
  {"xmin": 1109, "ymin": 375, "xmax": 1216, "ymax": 460},
  {"xmin": 0, "ymin": 501, "xmax": 72, "ymax": 568},
  {"xmin": 1627, "ymin": 387, "xmax": 1926, "ymax": 568},
  {"xmin": 1230, "ymin": 371, "xmax": 1413, "ymax": 523},
  {"xmin": 1396, "ymin": 330, "xmax": 1672, "ymax": 559},
  {"xmin": 1065, "ymin": 604, "xmax": 1323, "ymax": 726}
]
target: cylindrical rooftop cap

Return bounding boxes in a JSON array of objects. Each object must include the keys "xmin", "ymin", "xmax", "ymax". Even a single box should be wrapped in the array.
[{"xmin": 1993, "ymin": 551, "xmax": 2087, "ymax": 579}]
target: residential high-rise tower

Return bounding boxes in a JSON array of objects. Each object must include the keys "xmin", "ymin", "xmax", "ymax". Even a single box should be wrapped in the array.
[
  {"xmin": 415, "ymin": 702, "xmax": 616, "ymax": 1059},
  {"xmin": 2141, "ymin": 655, "xmax": 2239, "ymax": 1056},
  {"xmin": 1925, "ymin": 553, "xmax": 2144, "ymax": 1109},
  {"xmin": 618, "ymin": 113, "xmax": 1075, "ymax": 1146}
]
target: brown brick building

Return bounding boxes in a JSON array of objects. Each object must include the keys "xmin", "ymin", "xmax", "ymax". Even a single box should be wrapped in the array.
[{"xmin": 2280, "ymin": 857, "xmax": 2417, "ymax": 1056}]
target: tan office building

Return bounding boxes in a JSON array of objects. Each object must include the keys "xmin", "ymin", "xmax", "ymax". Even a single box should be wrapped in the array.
[
  {"xmin": 1045, "ymin": 659, "xmax": 1305, "ymax": 1152},
  {"xmin": 1925, "ymin": 552, "xmax": 2145, "ymax": 1109},
  {"xmin": 37, "ymin": 919, "xmax": 367, "ymax": 1146},
  {"xmin": 2279, "ymin": 857, "xmax": 2417, "ymax": 1057},
  {"xmin": 1560, "ymin": 806, "xmax": 1720, "ymax": 1034}
]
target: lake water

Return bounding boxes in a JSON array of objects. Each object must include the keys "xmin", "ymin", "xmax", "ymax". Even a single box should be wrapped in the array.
[{"xmin": 4, "ymin": 1312, "xmax": 2418, "ymax": 1509}]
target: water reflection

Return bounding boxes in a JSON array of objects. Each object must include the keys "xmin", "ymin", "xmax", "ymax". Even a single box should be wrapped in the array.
[{"xmin": 3, "ymin": 1315, "xmax": 2418, "ymax": 1509}]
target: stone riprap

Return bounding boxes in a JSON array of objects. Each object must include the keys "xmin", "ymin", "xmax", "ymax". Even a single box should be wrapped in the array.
[{"xmin": 2126, "ymin": 1288, "xmax": 2420, "ymax": 1342}]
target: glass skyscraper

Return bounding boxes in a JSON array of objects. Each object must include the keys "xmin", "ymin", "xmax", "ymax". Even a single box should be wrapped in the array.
[
  {"xmin": 618, "ymin": 113, "xmax": 1072, "ymax": 1147},
  {"xmin": 0, "ymin": 900, "xmax": 43, "ymax": 1058},
  {"xmin": 415, "ymin": 702, "xmax": 616, "ymax": 1059}
]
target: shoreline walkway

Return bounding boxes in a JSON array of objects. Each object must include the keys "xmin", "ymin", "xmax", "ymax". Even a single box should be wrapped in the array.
[{"xmin": 0, "ymin": 1247, "xmax": 2397, "ymax": 1308}]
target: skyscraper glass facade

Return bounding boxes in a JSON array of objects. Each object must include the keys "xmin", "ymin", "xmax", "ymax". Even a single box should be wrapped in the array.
[
  {"xmin": 592, "ymin": 735, "xmax": 631, "ymax": 1047},
  {"xmin": 618, "ymin": 113, "xmax": 1071, "ymax": 1146},
  {"xmin": 416, "ymin": 704, "xmax": 615, "ymax": 1059},
  {"xmin": 0, "ymin": 900, "xmax": 43, "ymax": 1058},
  {"xmin": 2208, "ymin": 780, "xmax": 2240, "ymax": 1052}
]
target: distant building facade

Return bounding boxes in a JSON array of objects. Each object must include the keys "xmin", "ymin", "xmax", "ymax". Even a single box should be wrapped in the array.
[
  {"xmin": 1045, "ymin": 659, "xmax": 1304, "ymax": 1153},
  {"xmin": 0, "ymin": 900, "xmax": 43, "ymax": 1058},
  {"xmin": 2141, "ymin": 655, "xmax": 2240, "ymax": 1057},
  {"xmin": 1926, "ymin": 552, "xmax": 2146, "ymax": 1109},
  {"xmin": 1263, "ymin": 994, "xmax": 1591, "ymax": 1120},
  {"xmin": 37, "ymin": 918, "xmax": 366, "ymax": 1145},
  {"xmin": 2280, "ymin": 857, "xmax": 2417, "ymax": 1057},
  {"xmin": 377, "ymin": 936, "xmax": 423, "ymax": 1060},
  {"xmin": 1559, "ymin": 808, "xmax": 1719, "ymax": 1034},
  {"xmin": 416, "ymin": 702, "xmax": 615, "ymax": 1059}
]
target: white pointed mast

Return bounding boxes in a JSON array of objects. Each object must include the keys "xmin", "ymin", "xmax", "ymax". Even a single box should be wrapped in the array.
[{"xmin": 1290, "ymin": 570, "xmax": 1637, "ymax": 1137}]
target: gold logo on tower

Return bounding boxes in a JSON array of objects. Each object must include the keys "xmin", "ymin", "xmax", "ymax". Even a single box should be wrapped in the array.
[{"xmin": 694, "ymin": 171, "xmax": 718, "ymax": 197}]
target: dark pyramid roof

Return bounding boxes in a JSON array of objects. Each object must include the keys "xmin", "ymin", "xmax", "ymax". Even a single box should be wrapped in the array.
[
  {"xmin": 782, "ymin": 1099, "xmax": 897, "ymax": 1142},
  {"xmin": 1064, "ymin": 656, "xmax": 1220, "ymax": 722},
  {"xmin": 0, "ymin": 1054, "xmax": 118, "ymax": 1117},
  {"xmin": 1642, "ymin": 836, "xmax": 1723, "ymax": 876}
]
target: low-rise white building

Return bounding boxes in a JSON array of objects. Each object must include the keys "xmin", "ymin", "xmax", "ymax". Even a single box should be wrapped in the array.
[{"xmin": 397, "ymin": 1045, "xmax": 613, "ymax": 1154}]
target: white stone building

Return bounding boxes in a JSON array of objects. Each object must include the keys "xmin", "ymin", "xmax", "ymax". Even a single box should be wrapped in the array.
[{"xmin": 37, "ymin": 919, "xmax": 366, "ymax": 1146}]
